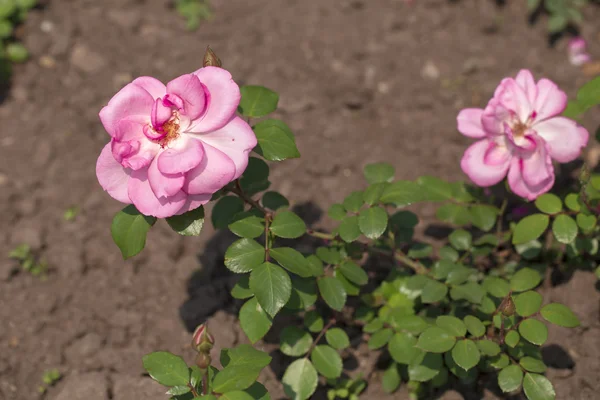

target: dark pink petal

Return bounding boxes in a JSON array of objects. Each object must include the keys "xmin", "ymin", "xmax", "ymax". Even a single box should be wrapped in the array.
[
  {"xmin": 132, "ymin": 76, "xmax": 167, "ymax": 99},
  {"xmin": 96, "ymin": 143, "xmax": 132, "ymax": 204},
  {"xmin": 190, "ymin": 67, "xmax": 241, "ymax": 132},
  {"xmin": 157, "ymin": 137, "xmax": 205, "ymax": 174},
  {"xmin": 163, "ymin": 93, "xmax": 185, "ymax": 110},
  {"xmin": 128, "ymin": 168, "xmax": 187, "ymax": 218},
  {"xmin": 457, "ymin": 108, "xmax": 487, "ymax": 138},
  {"xmin": 99, "ymin": 83, "xmax": 154, "ymax": 137},
  {"xmin": 143, "ymin": 125, "xmax": 166, "ymax": 141},
  {"xmin": 515, "ymin": 70, "xmax": 537, "ymax": 105},
  {"xmin": 174, "ymin": 193, "xmax": 212, "ymax": 215},
  {"xmin": 151, "ymin": 98, "xmax": 173, "ymax": 129},
  {"xmin": 460, "ymin": 139, "xmax": 511, "ymax": 187},
  {"xmin": 183, "ymin": 142, "xmax": 236, "ymax": 195},
  {"xmin": 533, "ymin": 79, "xmax": 568, "ymax": 121},
  {"xmin": 193, "ymin": 116, "xmax": 257, "ymax": 180},
  {"xmin": 148, "ymin": 156, "xmax": 185, "ymax": 199},
  {"xmin": 534, "ymin": 117, "xmax": 589, "ymax": 163},
  {"xmin": 166, "ymin": 74, "xmax": 207, "ymax": 120},
  {"xmin": 507, "ymin": 156, "xmax": 554, "ymax": 201}
]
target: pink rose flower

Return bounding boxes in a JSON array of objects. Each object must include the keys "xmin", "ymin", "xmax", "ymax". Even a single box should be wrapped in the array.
[
  {"xmin": 568, "ymin": 37, "xmax": 591, "ymax": 66},
  {"xmin": 96, "ymin": 67, "xmax": 257, "ymax": 218},
  {"xmin": 458, "ymin": 69, "xmax": 589, "ymax": 200}
]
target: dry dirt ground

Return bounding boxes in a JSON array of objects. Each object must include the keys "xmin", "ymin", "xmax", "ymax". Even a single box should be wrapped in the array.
[{"xmin": 1, "ymin": 0, "xmax": 600, "ymax": 399}]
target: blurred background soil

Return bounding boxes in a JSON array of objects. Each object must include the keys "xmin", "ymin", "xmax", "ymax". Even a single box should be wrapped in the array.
[{"xmin": 1, "ymin": 0, "xmax": 599, "ymax": 399}]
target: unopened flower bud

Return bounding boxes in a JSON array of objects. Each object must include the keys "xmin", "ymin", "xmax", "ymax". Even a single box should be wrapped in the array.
[
  {"xmin": 191, "ymin": 324, "xmax": 215, "ymax": 353},
  {"xmin": 203, "ymin": 46, "xmax": 222, "ymax": 68},
  {"xmin": 195, "ymin": 352, "xmax": 212, "ymax": 370},
  {"xmin": 500, "ymin": 296, "xmax": 515, "ymax": 317}
]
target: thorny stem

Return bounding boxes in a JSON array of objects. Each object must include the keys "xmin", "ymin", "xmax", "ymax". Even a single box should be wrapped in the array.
[
  {"xmin": 202, "ymin": 373, "xmax": 208, "ymax": 396},
  {"xmin": 189, "ymin": 385, "xmax": 200, "ymax": 397},
  {"xmin": 229, "ymin": 180, "xmax": 270, "ymax": 215},
  {"xmin": 306, "ymin": 319, "xmax": 336, "ymax": 358}
]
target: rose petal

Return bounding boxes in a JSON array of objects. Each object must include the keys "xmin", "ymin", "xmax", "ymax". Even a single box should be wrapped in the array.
[
  {"xmin": 508, "ymin": 156, "xmax": 554, "ymax": 201},
  {"xmin": 157, "ymin": 137, "xmax": 205, "ymax": 174},
  {"xmin": 481, "ymin": 97, "xmax": 511, "ymax": 136},
  {"xmin": 534, "ymin": 117, "xmax": 589, "ymax": 163},
  {"xmin": 184, "ymin": 142, "xmax": 236, "ymax": 195},
  {"xmin": 460, "ymin": 139, "xmax": 511, "ymax": 187},
  {"xmin": 96, "ymin": 143, "xmax": 132, "ymax": 204},
  {"xmin": 99, "ymin": 83, "xmax": 154, "ymax": 137},
  {"xmin": 192, "ymin": 116, "xmax": 256, "ymax": 180},
  {"xmin": 515, "ymin": 69, "xmax": 537, "ymax": 105},
  {"xmin": 497, "ymin": 79, "xmax": 533, "ymax": 122},
  {"xmin": 151, "ymin": 99, "xmax": 173, "ymax": 129},
  {"xmin": 174, "ymin": 194, "xmax": 212, "ymax": 216},
  {"xmin": 128, "ymin": 168, "xmax": 187, "ymax": 218},
  {"xmin": 190, "ymin": 67, "xmax": 241, "ymax": 132},
  {"xmin": 114, "ymin": 119, "xmax": 146, "ymax": 142},
  {"xmin": 132, "ymin": 76, "xmax": 167, "ymax": 100},
  {"xmin": 166, "ymin": 74, "xmax": 207, "ymax": 120},
  {"xmin": 521, "ymin": 139, "xmax": 553, "ymax": 187},
  {"xmin": 457, "ymin": 108, "xmax": 487, "ymax": 138},
  {"xmin": 533, "ymin": 79, "xmax": 567, "ymax": 121},
  {"xmin": 111, "ymin": 139, "xmax": 140, "ymax": 164},
  {"xmin": 148, "ymin": 156, "xmax": 185, "ymax": 199}
]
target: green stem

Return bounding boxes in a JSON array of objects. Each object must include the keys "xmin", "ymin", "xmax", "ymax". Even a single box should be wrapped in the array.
[{"xmin": 306, "ymin": 319, "xmax": 336, "ymax": 358}]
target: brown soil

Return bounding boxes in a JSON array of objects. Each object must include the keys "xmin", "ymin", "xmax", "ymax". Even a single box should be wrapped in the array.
[{"xmin": 1, "ymin": 1, "xmax": 600, "ymax": 399}]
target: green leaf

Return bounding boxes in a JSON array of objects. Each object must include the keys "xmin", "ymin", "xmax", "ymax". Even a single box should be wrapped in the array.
[
  {"xmin": 5, "ymin": 42, "xmax": 28, "ymax": 63},
  {"xmin": 212, "ymin": 366, "xmax": 260, "ymax": 393},
  {"xmin": 417, "ymin": 176, "xmax": 453, "ymax": 201},
  {"xmin": 390, "ymin": 210, "xmax": 419, "ymax": 242},
  {"xmin": 368, "ymin": 328, "xmax": 393, "ymax": 350},
  {"xmin": 224, "ymin": 239, "xmax": 265, "ymax": 273},
  {"xmin": 439, "ymin": 246, "xmax": 459, "ymax": 262},
  {"xmin": 445, "ymin": 266, "xmax": 475, "ymax": 285},
  {"xmin": 540, "ymin": 303, "xmax": 580, "ymax": 327},
  {"xmin": 523, "ymin": 373, "xmax": 555, "ymax": 400},
  {"xmin": 363, "ymin": 183, "xmax": 387, "ymax": 206},
  {"xmin": 477, "ymin": 340, "xmax": 500, "ymax": 356},
  {"xmin": 388, "ymin": 332, "xmax": 423, "ymax": 364},
  {"xmin": 220, "ymin": 345, "xmax": 272, "ymax": 369},
  {"xmin": 280, "ymin": 326, "xmax": 313, "ymax": 356},
  {"xmin": 421, "ymin": 280, "xmax": 448, "ymax": 304},
  {"xmin": 339, "ymin": 215, "xmax": 361, "ymax": 243},
  {"xmin": 358, "ymin": 207, "xmax": 388, "ymax": 239},
  {"xmin": 270, "ymin": 247, "xmax": 312, "ymax": 278},
  {"xmin": 253, "ymin": 119, "xmax": 300, "ymax": 161},
  {"xmin": 311, "ymin": 345, "xmax": 343, "ymax": 379},
  {"xmin": 407, "ymin": 243, "xmax": 433, "ymax": 259},
  {"xmin": 452, "ymin": 339, "xmax": 480, "ymax": 370},
  {"xmin": 520, "ymin": 357, "xmax": 547, "ymax": 373},
  {"xmin": 328, "ymin": 204, "xmax": 347, "ymax": 221},
  {"xmin": 167, "ymin": 385, "xmax": 191, "ymax": 395},
  {"xmin": 498, "ymin": 365, "xmax": 523, "ymax": 393},
  {"xmin": 244, "ymin": 382, "xmax": 270, "ymax": 400},
  {"xmin": 450, "ymin": 282, "xmax": 485, "ymax": 304},
  {"xmin": 527, "ymin": 0, "xmax": 541, "ymax": 11},
  {"xmin": 512, "ymin": 214, "xmax": 550, "ymax": 245},
  {"xmin": 552, "ymin": 214, "xmax": 578, "ymax": 244},
  {"xmin": 286, "ymin": 277, "xmax": 318, "ymax": 310},
  {"xmin": 519, "ymin": 319, "xmax": 548, "ymax": 345},
  {"xmin": 231, "ymin": 275, "xmax": 253, "ymax": 299},
  {"xmin": 515, "ymin": 240, "xmax": 543, "ymax": 260},
  {"xmin": 282, "ymin": 359, "xmax": 318, "ymax": 400},
  {"xmin": 364, "ymin": 162, "xmax": 394, "ymax": 184},
  {"xmin": 212, "ymin": 197, "xmax": 244, "ymax": 229},
  {"xmin": 270, "ymin": 211, "xmax": 306, "ymax": 239},
  {"xmin": 239, "ymin": 297, "xmax": 272, "ymax": 344},
  {"xmin": 262, "ymin": 191, "xmax": 289, "ymax": 211},
  {"xmin": 306, "ymin": 255, "xmax": 325, "ymax": 276},
  {"xmin": 449, "ymin": 229, "xmax": 472, "ymax": 250},
  {"xmin": 514, "ymin": 291, "xmax": 543, "ymax": 317},
  {"xmin": 564, "ymin": 193, "xmax": 581, "ymax": 211},
  {"xmin": 339, "ymin": 261, "xmax": 368, "ymax": 285},
  {"xmin": 239, "ymin": 158, "xmax": 270, "ymax": 195},
  {"xmin": 382, "ymin": 363, "xmax": 401, "ymax": 393},
  {"xmin": 318, "ymin": 277, "xmax": 347, "ymax": 311},
  {"xmin": 220, "ymin": 391, "xmax": 254, "ymax": 400},
  {"xmin": 229, "ymin": 213, "xmax": 264, "ymax": 239},
  {"xmin": 250, "ymin": 262, "xmax": 292, "ymax": 317},
  {"xmin": 142, "ymin": 351, "xmax": 189, "ymax": 386},
  {"xmin": 463, "ymin": 316, "xmax": 485, "ymax": 337},
  {"xmin": 166, "ymin": 206, "xmax": 205, "ymax": 236},
  {"xmin": 436, "ymin": 203, "xmax": 471, "ymax": 226},
  {"xmin": 239, "ymin": 86, "xmax": 279, "ymax": 117},
  {"xmin": 380, "ymin": 180, "xmax": 423, "ymax": 207},
  {"xmin": 389, "ymin": 315, "xmax": 428, "ymax": 335},
  {"xmin": 535, "ymin": 194, "xmax": 562, "ymax": 214},
  {"xmin": 576, "ymin": 213, "xmax": 597, "ymax": 233},
  {"xmin": 408, "ymin": 353, "xmax": 443, "ymax": 382},
  {"xmin": 325, "ymin": 328, "xmax": 350, "ymax": 350},
  {"xmin": 111, "ymin": 205, "xmax": 156, "ymax": 259},
  {"xmin": 547, "ymin": 13, "xmax": 567, "ymax": 33},
  {"xmin": 343, "ymin": 191, "xmax": 364, "ymax": 213},
  {"xmin": 436, "ymin": 316, "xmax": 467, "ymax": 337},
  {"xmin": 505, "ymin": 330, "xmax": 520, "ymax": 348},
  {"xmin": 482, "ymin": 277, "xmax": 511, "ymax": 298},
  {"xmin": 416, "ymin": 327, "xmax": 456, "ymax": 353},
  {"xmin": 510, "ymin": 268, "xmax": 542, "ymax": 292},
  {"xmin": 570, "ymin": 76, "xmax": 600, "ymax": 117},
  {"xmin": 469, "ymin": 205, "xmax": 498, "ymax": 231},
  {"xmin": 304, "ymin": 310, "xmax": 324, "ymax": 332}
]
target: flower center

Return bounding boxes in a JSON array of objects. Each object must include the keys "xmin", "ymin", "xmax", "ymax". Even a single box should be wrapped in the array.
[
  {"xmin": 512, "ymin": 121, "xmax": 528, "ymax": 139},
  {"xmin": 158, "ymin": 115, "xmax": 181, "ymax": 148}
]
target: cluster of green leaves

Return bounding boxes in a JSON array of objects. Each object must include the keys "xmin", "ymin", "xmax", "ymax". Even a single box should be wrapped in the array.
[
  {"xmin": 9, "ymin": 243, "xmax": 47, "ymax": 277},
  {"xmin": 175, "ymin": 0, "xmax": 212, "ymax": 30},
  {"xmin": 143, "ymin": 345, "xmax": 271, "ymax": 399},
  {"xmin": 38, "ymin": 369, "xmax": 61, "ymax": 394},
  {"xmin": 527, "ymin": 0, "xmax": 588, "ymax": 33},
  {"xmin": 325, "ymin": 376, "xmax": 366, "ymax": 400},
  {"xmin": 0, "ymin": 0, "xmax": 35, "ymax": 81}
]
